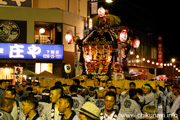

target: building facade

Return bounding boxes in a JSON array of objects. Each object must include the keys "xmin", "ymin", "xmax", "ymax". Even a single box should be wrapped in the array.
[{"xmin": 0, "ymin": 0, "xmax": 87, "ymax": 82}]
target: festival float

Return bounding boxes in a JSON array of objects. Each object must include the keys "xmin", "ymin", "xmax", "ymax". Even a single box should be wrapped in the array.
[
  {"xmin": 75, "ymin": 7, "xmax": 132, "ymax": 81},
  {"xmin": 73, "ymin": 7, "xmax": 164, "ymax": 89}
]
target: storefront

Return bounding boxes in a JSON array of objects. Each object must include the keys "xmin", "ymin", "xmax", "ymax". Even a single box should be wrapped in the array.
[{"xmin": 0, "ymin": 5, "xmax": 85, "ymax": 82}]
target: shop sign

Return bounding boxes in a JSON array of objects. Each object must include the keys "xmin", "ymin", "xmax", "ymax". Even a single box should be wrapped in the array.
[
  {"xmin": 0, "ymin": 0, "xmax": 32, "ymax": 7},
  {"xmin": 0, "ymin": 43, "xmax": 64, "ymax": 60}
]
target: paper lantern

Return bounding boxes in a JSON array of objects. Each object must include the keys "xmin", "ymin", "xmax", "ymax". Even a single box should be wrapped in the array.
[
  {"xmin": 85, "ymin": 55, "xmax": 92, "ymax": 62},
  {"xmin": 120, "ymin": 29, "xmax": 128, "ymax": 42},
  {"xmin": 64, "ymin": 64, "xmax": 71, "ymax": 73},
  {"xmin": 133, "ymin": 39, "xmax": 140, "ymax": 48},
  {"xmin": 39, "ymin": 28, "xmax": 45, "ymax": 34},
  {"xmin": 65, "ymin": 32, "xmax": 73, "ymax": 44},
  {"xmin": 98, "ymin": 7, "xmax": 105, "ymax": 17}
]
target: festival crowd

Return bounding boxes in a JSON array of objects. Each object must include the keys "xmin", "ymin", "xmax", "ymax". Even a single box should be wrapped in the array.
[{"xmin": 0, "ymin": 78, "xmax": 179, "ymax": 120}]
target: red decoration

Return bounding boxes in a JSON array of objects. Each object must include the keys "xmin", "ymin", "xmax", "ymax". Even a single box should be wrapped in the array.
[
  {"xmin": 157, "ymin": 36, "xmax": 163, "ymax": 68},
  {"xmin": 133, "ymin": 39, "xmax": 140, "ymax": 48},
  {"xmin": 65, "ymin": 33, "xmax": 73, "ymax": 44}
]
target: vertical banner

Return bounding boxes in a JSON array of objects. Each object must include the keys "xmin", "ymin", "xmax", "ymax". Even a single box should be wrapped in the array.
[
  {"xmin": 14, "ymin": 66, "xmax": 23, "ymax": 83},
  {"xmin": 157, "ymin": 36, "xmax": 163, "ymax": 68}
]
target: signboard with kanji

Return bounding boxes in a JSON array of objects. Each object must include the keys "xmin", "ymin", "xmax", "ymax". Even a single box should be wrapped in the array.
[
  {"xmin": 0, "ymin": 43, "xmax": 64, "ymax": 60},
  {"xmin": 157, "ymin": 36, "xmax": 163, "ymax": 68}
]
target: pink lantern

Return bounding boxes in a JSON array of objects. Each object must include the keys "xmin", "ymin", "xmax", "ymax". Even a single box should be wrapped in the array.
[
  {"xmin": 65, "ymin": 32, "xmax": 73, "ymax": 44},
  {"xmin": 98, "ymin": 7, "xmax": 105, "ymax": 17},
  {"xmin": 120, "ymin": 29, "xmax": 128, "ymax": 42},
  {"xmin": 85, "ymin": 55, "xmax": 92, "ymax": 62},
  {"xmin": 133, "ymin": 39, "xmax": 140, "ymax": 48}
]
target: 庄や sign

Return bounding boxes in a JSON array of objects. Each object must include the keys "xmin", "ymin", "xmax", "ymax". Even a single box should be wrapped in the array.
[{"xmin": 0, "ymin": 43, "xmax": 64, "ymax": 60}]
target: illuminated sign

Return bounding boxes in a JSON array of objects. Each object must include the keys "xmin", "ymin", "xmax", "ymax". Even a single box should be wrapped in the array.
[
  {"xmin": 0, "ymin": 43, "xmax": 64, "ymax": 60},
  {"xmin": 0, "ymin": 0, "xmax": 32, "ymax": 7}
]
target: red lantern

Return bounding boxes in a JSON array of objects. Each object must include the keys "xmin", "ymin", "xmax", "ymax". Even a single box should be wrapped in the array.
[
  {"xmin": 65, "ymin": 32, "xmax": 73, "ymax": 44},
  {"xmin": 120, "ymin": 29, "xmax": 128, "ymax": 42},
  {"xmin": 133, "ymin": 39, "xmax": 140, "ymax": 48}
]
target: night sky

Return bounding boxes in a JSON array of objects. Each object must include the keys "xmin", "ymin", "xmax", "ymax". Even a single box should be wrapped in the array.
[{"xmin": 100, "ymin": 0, "xmax": 179, "ymax": 62}]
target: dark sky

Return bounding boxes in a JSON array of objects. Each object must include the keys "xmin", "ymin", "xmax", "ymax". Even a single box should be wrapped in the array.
[{"xmin": 100, "ymin": 0, "xmax": 179, "ymax": 61}]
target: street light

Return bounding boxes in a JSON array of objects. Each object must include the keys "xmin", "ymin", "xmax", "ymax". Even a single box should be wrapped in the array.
[
  {"xmin": 105, "ymin": 0, "xmax": 113, "ymax": 3},
  {"xmin": 171, "ymin": 58, "xmax": 176, "ymax": 63}
]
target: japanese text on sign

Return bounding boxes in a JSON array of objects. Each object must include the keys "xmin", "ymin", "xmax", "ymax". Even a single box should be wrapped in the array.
[{"xmin": 0, "ymin": 43, "xmax": 64, "ymax": 60}]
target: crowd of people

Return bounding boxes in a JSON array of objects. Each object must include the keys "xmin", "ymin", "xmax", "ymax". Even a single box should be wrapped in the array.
[{"xmin": 0, "ymin": 78, "xmax": 179, "ymax": 120}]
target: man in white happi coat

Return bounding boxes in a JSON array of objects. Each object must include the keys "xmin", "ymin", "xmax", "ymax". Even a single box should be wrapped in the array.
[
  {"xmin": 5, "ymin": 88, "xmax": 24, "ymax": 120},
  {"xmin": 69, "ymin": 85, "xmax": 85, "ymax": 115},
  {"xmin": 100, "ymin": 91, "xmax": 118, "ymax": 120},
  {"xmin": 40, "ymin": 86, "xmax": 63, "ymax": 120},
  {"xmin": 117, "ymin": 89, "xmax": 142, "ymax": 120},
  {"xmin": 141, "ymin": 84, "xmax": 155, "ymax": 106}
]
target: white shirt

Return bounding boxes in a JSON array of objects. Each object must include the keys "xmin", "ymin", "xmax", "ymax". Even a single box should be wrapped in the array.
[
  {"xmin": 11, "ymin": 104, "xmax": 18, "ymax": 120},
  {"xmin": 170, "ymin": 95, "xmax": 180, "ymax": 114},
  {"xmin": 117, "ymin": 99, "xmax": 142, "ymax": 120},
  {"xmin": 103, "ymin": 111, "xmax": 115, "ymax": 120}
]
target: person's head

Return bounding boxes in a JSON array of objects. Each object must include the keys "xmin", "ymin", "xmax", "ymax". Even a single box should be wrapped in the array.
[
  {"xmin": 142, "ymin": 84, "xmax": 152, "ymax": 95},
  {"xmin": 26, "ymin": 87, "xmax": 33, "ymax": 93},
  {"xmin": 21, "ymin": 96, "xmax": 38, "ymax": 115},
  {"xmin": 104, "ymin": 91, "xmax": 116, "ymax": 112},
  {"xmin": 55, "ymin": 81, "xmax": 62, "ymax": 87},
  {"xmin": 1, "ymin": 97, "xmax": 14, "ymax": 113},
  {"xmin": 88, "ymin": 87, "xmax": 96, "ymax": 97},
  {"xmin": 5, "ymin": 88, "xmax": 16, "ymax": 99},
  {"xmin": 5, "ymin": 81, "xmax": 10, "ymax": 88},
  {"xmin": 58, "ymin": 95, "xmax": 73, "ymax": 113},
  {"xmin": 77, "ymin": 85, "xmax": 86, "ymax": 96},
  {"xmin": 69, "ymin": 85, "xmax": 78, "ymax": 94},
  {"xmin": 73, "ymin": 79, "xmax": 80, "ymax": 86},
  {"xmin": 106, "ymin": 79, "xmax": 113, "ymax": 88},
  {"xmin": 108, "ymin": 86, "xmax": 116, "ymax": 93},
  {"xmin": 129, "ymin": 89, "xmax": 138, "ymax": 99},
  {"xmin": 116, "ymin": 87, "xmax": 121, "ymax": 95},
  {"xmin": 41, "ymin": 89, "xmax": 50, "ymax": 103},
  {"xmin": 136, "ymin": 88, "xmax": 143, "ymax": 96},
  {"xmin": 50, "ymin": 86, "xmax": 63, "ymax": 103},
  {"xmin": 172, "ymin": 86, "xmax": 180, "ymax": 96},
  {"xmin": 16, "ymin": 81, "xmax": 20, "ymax": 86},
  {"xmin": 22, "ymin": 81, "xmax": 26, "ymax": 87},
  {"xmin": 94, "ymin": 78, "xmax": 100, "ymax": 87},
  {"xmin": 129, "ymin": 82, "xmax": 136, "ymax": 89},
  {"xmin": 79, "ymin": 102, "xmax": 100, "ymax": 120},
  {"xmin": 142, "ymin": 105, "xmax": 158, "ymax": 120},
  {"xmin": 0, "ymin": 80, "xmax": 7, "ymax": 90},
  {"xmin": 34, "ymin": 82, "xmax": 39, "ymax": 86}
]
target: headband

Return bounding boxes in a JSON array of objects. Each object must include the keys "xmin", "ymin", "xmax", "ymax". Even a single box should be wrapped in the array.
[
  {"xmin": 42, "ymin": 93, "xmax": 50, "ymax": 96},
  {"xmin": 172, "ymin": 88, "xmax": 180, "ymax": 92},
  {"xmin": 143, "ymin": 85, "xmax": 151, "ymax": 89}
]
